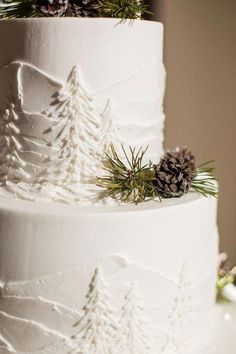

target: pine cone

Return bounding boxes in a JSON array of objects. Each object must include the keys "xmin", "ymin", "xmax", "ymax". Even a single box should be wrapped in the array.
[
  {"xmin": 67, "ymin": 0, "xmax": 99, "ymax": 17},
  {"xmin": 154, "ymin": 151, "xmax": 194, "ymax": 198},
  {"xmin": 35, "ymin": 0, "xmax": 69, "ymax": 17},
  {"xmin": 166, "ymin": 147, "xmax": 196, "ymax": 172}
]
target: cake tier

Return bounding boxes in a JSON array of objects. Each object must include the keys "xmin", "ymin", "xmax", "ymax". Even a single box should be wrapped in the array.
[
  {"xmin": 0, "ymin": 193, "xmax": 218, "ymax": 353},
  {"xmin": 0, "ymin": 19, "xmax": 165, "ymax": 187}
]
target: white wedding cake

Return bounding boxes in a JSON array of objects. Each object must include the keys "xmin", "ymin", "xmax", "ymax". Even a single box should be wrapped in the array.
[{"xmin": 0, "ymin": 18, "xmax": 218, "ymax": 354}]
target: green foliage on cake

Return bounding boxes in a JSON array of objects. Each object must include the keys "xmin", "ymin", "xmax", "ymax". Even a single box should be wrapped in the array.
[
  {"xmin": 0, "ymin": 0, "xmax": 35, "ymax": 18},
  {"xmin": 0, "ymin": 0, "xmax": 151, "ymax": 19},
  {"xmin": 97, "ymin": 144, "xmax": 218, "ymax": 204},
  {"xmin": 97, "ymin": 144, "xmax": 160, "ymax": 204},
  {"xmin": 98, "ymin": 0, "xmax": 151, "ymax": 20}
]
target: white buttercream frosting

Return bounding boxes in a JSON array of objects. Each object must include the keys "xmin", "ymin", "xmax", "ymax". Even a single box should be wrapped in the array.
[
  {"xmin": 0, "ymin": 253, "xmax": 216, "ymax": 353},
  {"xmin": 0, "ymin": 193, "xmax": 218, "ymax": 353},
  {"xmin": 0, "ymin": 19, "xmax": 166, "ymax": 204},
  {"xmin": 0, "ymin": 18, "xmax": 219, "ymax": 354}
]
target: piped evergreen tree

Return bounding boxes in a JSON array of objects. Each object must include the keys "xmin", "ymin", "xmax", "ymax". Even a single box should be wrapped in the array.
[
  {"xmin": 0, "ymin": 104, "xmax": 30, "ymax": 183},
  {"xmin": 161, "ymin": 262, "xmax": 192, "ymax": 354},
  {"xmin": 98, "ymin": 99, "xmax": 119, "ymax": 156},
  {"xmin": 38, "ymin": 66, "xmax": 101, "ymax": 185},
  {"xmin": 116, "ymin": 283, "xmax": 152, "ymax": 354},
  {"xmin": 72, "ymin": 267, "xmax": 117, "ymax": 354}
]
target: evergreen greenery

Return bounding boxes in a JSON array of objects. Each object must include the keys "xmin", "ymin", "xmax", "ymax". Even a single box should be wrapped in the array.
[
  {"xmin": 0, "ymin": 0, "xmax": 151, "ymax": 19},
  {"xmin": 0, "ymin": 0, "xmax": 35, "ymax": 19},
  {"xmin": 98, "ymin": 0, "xmax": 151, "ymax": 20},
  {"xmin": 97, "ymin": 144, "xmax": 160, "ymax": 204},
  {"xmin": 97, "ymin": 144, "xmax": 218, "ymax": 204},
  {"xmin": 192, "ymin": 161, "xmax": 218, "ymax": 198}
]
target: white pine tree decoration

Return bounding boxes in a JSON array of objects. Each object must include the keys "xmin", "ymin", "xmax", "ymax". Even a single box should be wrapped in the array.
[
  {"xmin": 39, "ymin": 66, "xmax": 101, "ymax": 185},
  {"xmin": 116, "ymin": 283, "xmax": 152, "ymax": 354},
  {"xmin": 72, "ymin": 267, "xmax": 117, "ymax": 354},
  {"xmin": 98, "ymin": 99, "xmax": 119, "ymax": 156},
  {"xmin": 161, "ymin": 262, "xmax": 192, "ymax": 354},
  {"xmin": 0, "ymin": 104, "xmax": 30, "ymax": 183}
]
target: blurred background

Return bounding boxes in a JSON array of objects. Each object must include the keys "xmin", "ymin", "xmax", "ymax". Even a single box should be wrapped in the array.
[{"xmin": 147, "ymin": 0, "xmax": 236, "ymax": 261}]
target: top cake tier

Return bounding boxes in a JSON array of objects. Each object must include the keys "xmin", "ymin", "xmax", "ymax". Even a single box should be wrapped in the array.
[
  {"xmin": 0, "ymin": 19, "xmax": 164, "ymax": 90},
  {"xmin": 0, "ymin": 19, "xmax": 165, "ymax": 189}
]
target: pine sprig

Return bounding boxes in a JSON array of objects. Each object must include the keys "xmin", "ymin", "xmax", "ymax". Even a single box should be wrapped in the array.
[
  {"xmin": 0, "ymin": 0, "xmax": 151, "ymax": 19},
  {"xmin": 97, "ymin": 145, "xmax": 218, "ymax": 204},
  {"xmin": 98, "ymin": 0, "xmax": 151, "ymax": 20},
  {"xmin": 192, "ymin": 161, "xmax": 218, "ymax": 198},
  {"xmin": 97, "ymin": 144, "xmax": 160, "ymax": 204},
  {"xmin": 0, "ymin": 0, "xmax": 36, "ymax": 19}
]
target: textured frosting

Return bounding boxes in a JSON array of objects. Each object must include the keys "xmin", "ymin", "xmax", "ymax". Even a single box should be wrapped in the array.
[
  {"xmin": 0, "ymin": 18, "xmax": 165, "ymax": 203},
  {"xmin": 0, "ymin": 18, "xmax": 219, "ymax": 354},
  {"xmin": 0, "ymin": 193, "xmax": 218, "ymax": 353}
]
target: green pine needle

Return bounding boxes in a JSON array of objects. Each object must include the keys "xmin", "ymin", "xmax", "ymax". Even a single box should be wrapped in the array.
[
  {"xmin": 0, "ymin": 0, "xmax": 36, "ymax": 19},
  {"xmin": 192, "ymin": 160, "xmax": 218, "ymax": 198},
  {"xmin": 97, "ymin": 144, "xmax": 160, "ymax": 204},
  {"xmin": 98, "ymin": 0, "xmax": 152, "ymax": 20}
]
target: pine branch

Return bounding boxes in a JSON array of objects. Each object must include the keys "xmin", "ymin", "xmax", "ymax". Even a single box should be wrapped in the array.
[
  {"xmin": 97, "ymin": 145, "xmax": 218, "ymax": 204},
  {"xmin": 98, "ymin": 0, "xmax": 152, "ymax": 20},
  {"xmin": 0, "ymin": 0, "xmax": 152, "ymax": 19},
  {"xmin": 0, "ymin": 0, "xmax": 36, "ymax": 19},
  {"xmin": 191, "ymin": 161, "xmax": 218, "ymax": 198},
  {"xmin": 97, "ymin": 144, "xmax": 160, "ymax": 204}
]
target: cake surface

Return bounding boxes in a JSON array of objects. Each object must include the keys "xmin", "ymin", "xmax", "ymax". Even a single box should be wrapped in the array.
[
  {"xmin": 0, "ymin": 18, "xmax": 165, "ymax": 203},
  {"xmin": 0, "ymin": 17, "xmax": 219, "ymax": 354},
  {"xmin": 0, "ymin": 193, "xmax": 218, "ymax": 353}
]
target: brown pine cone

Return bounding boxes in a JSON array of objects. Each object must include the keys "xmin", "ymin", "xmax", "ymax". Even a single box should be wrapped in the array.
[
  {"xmin": 67, "ymin": 0, "xmax": 99, "ymax": 17},
  {"xmin": 36, "ymin": 0, "xmax": 69, "ymax": 17},
  {"xmin": 166, "ymin": 147, "xmax": 196, "ymax": 172},
  {"xmin": 154, "ymin": 152, "xmax": 194, "ymax": 198}
]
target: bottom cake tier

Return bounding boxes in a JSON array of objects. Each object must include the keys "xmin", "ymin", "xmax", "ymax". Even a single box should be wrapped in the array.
[{"xmin": 0, "ymin": 193, "xmax": 218, "ymax": 354}]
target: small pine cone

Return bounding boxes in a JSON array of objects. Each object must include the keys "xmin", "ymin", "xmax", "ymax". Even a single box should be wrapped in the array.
[
  {"xmin": 35, "ymin": 0, "xmax": 69, "ymax": 17},
  {"xmin": 67, "ymin": 0, "xmax": 99, "ymax": 17},
  {"xmin": 154, "ymin": 154, "xmax": 194, "ymax": 198},
  {"xmin": 166, "ymin": 147, "xmax": 196, "ymax": 172}
]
